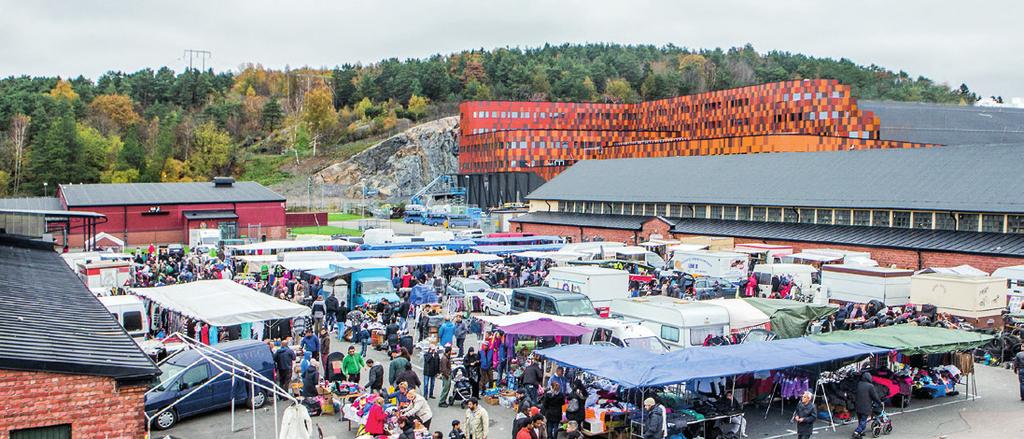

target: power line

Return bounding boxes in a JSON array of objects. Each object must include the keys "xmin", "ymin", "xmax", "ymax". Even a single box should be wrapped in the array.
[{"xmin": 183, "ymin": 49, "xmax": 212, "ymax": 71}]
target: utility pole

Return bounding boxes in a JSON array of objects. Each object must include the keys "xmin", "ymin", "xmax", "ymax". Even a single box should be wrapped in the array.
[{"xmin": 183, "ymin": 49, "xmax": 212, "ymax": 70}]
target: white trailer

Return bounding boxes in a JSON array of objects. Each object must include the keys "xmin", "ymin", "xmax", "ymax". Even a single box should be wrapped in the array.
[
  {"xmin": 610, "ymin": 296, "xmax": 731, "ymax": 349},
  {"xmin": 671, "ymin": 250, "xmax": 749, "ymax": 281},
  {"xmin": 821, "ymin": 264, "xmax": 913, "ymax": 305},
  {"xmin": 991, "ymin": 265, "xmax": 1024, "ymax": 315},
  {"xmin": 910, "ymin": 273, "xmax": 1007, "ymax": 326},
  {"xmin": 77, "ymin": 260, "xmax": 132, "ymax": 292},
  {"xmin": 545, "ymin": 266, "xmax": 629, "ymax": 316}
]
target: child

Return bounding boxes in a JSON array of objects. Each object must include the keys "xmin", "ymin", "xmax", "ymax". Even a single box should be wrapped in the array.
[
  {"xmin": 449, "ymin": 419, "xmax": 466, "ymax": 439},
  {"xmin": 565, "ymin": 421, "xmax": 582, "ymax": 439}
]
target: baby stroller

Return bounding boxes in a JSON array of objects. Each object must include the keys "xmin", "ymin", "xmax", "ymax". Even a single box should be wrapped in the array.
[{"xmin": 447, "ymin": 364, "xmax": 474, "ymax": 406}]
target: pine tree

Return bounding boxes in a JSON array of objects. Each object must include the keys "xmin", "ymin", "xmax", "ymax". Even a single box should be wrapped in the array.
[
  {"xmin": 28, "ymin": 101, "xmax": 77, "ymax": 192},
  {"xmin": 261, "ymin": 98, "xmax": 283, "ymax": 132}
]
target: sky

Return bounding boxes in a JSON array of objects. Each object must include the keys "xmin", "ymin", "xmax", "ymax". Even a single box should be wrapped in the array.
[{"xmin": 1, "ymin": 0, "xmax": 1020, "ymax": 98}]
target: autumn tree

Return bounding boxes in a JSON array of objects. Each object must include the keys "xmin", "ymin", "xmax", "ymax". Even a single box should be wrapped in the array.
[
  {"xmin": 188, "ymin": 122, "xmax": 232, "ymax": 177},
  {"xmin": 49, "ymin": 79, "xmax": 79, "ymax": 101},
  {"xmin": 88, "ymin": 94, "xmax": 140, "ymax": 134},
  {"xmin": 300, "ymin": 87, "xmax": 336, "ymax": 156},
  {"xmin": 603, "ymin": 78, "xmax": 638, "ymax": 103},
  {"xmin": 407, "ymin": 94, "xmax": 429, "ymax": 121},
  {"xmin": 7, "ymin": 114, "xmax": 29, "ymax": 193}
]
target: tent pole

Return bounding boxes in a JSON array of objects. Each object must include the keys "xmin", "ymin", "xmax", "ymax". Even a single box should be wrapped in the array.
[
  {"xmin": 763, "ymin": 380, "xmax": 779, "ymax": 419},
  {"xmin": 251, "ymin": 381, "xmax": 257, "ymax": 439},
  {"xmin": 818, "ymin": 381, "xmax": 836, "ymax": 432},
  {"xmin": 231, "ymin": 365, "xmax": 236, "ymax": 432},
  {"xmin": 274, "ymin": 391, "xmax": 280, "ymax": 438}
]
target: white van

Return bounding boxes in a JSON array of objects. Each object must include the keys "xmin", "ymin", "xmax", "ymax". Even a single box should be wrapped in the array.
[
  {"xmin": 610, "ymin": 296, "xmax": 731, "ymax": 349},
  {"xmin": 611, "ymin": 246, "xmax": 667, "ymax": 269},
  {"xmin": 545, "ymin": 266, "xmax": 629, "ymax": 315},
  {"xmin": 363, "ymin": 228, "xmax": 396, "ymax": 245},
  {"xmin": 419, "ymin": 230, "xmax": 455, "ymax": 242},
  {"xmin": 991, "ymin": 265, "xmax": 1024, "ymax": 315},
  {"xmin": 99, "ymin": 295, "xmax": 149, "ymax": 339},
  {"xmin": 574, "ymin": 316, "xmax": 670, "ymax": 353},
  {"xmin": 482, "ymin": 289, "xmax": 513, "ymax": 315},
  {"xmin": 671, "ymin": 250, "xmax": 749, "ymax": 282}
]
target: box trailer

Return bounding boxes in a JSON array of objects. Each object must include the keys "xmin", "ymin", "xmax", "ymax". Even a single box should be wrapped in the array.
[
  {"xmin": 77, "ymin": 260, "xmax": 131, "ymax": 292},
  {"xmin": 610, "ymin": 296, "xmax": 731, "ymax": 349},
  {"xmin": 545, "ymin": 266, "xmax": 629, "ymax": 316},
  {"xmin": 910, "ymin": 273, "xmax": 1007, "ymax": 324},
  {"xmin": 671, "ymin": 250, "xmax": 749, "ymax": 282},
  {"xmin": 821, "ymin": 264, "xmax": 913, "ymax": 306},
  {"xmin": 677, "ymin": 236, "xmax": 735, "ymax": 251}
]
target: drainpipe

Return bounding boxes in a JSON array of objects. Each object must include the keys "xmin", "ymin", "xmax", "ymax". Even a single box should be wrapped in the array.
[
  {"xmin": 123, "ymin": 205, "xmax": 129, "ymax": 245},
  {"xmin": 578, "ymin": 226, "xmax": 584, "ymax": 243},
  {"xmin": 916, "ymin": 250, "xmax": 923, "ymax": 270}
]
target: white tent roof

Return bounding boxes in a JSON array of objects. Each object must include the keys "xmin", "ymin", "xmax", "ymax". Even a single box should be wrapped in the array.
[
  {"xmin": 226, "ymin": 239, "xmax": 357, "ymax": 253},
  {"xmin": 782, "ymin": 252, "xmax": 844, "ymax": 263},
  {"xmin": 918, "ymin": 265, "xmax": 990, "ymax": 276},
  {"xmin": 705, "ymin": 298, "xmax": 770, "ymax": 330},
  {"xmin": 511, "ymin": 251, "xmax": 587, "ymax": 260},
  {"xmin": 613, "ymin": 246, "xmax": 650, "ymax": 256},
  {"xmin": 668, "ymin": 244, "xmax": 709, "ymax": 252},
  {"xmin": 278, "ymin": 259, "xmax": 349, "ymax": 271},
  {"xmin": 132, "ymin": 279, "xmax": 310, "ymax": 326},
  {"xmin": 87, "ymin": 232, "xmax": 125, "ymax": 248},
  {"xmin": 335, "ymin": 253, "xmax": 500, "ymax": 269}
]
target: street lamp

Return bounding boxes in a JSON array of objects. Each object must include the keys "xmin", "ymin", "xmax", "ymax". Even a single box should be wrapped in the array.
[{"xmin": 43, "ymin": 182, "xmax": 48, "ymax": 197}]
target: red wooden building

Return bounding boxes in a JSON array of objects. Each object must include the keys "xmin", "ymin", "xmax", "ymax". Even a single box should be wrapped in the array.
[{"xmin": 57, "ymin": 178, "xmax": 287, "ymax": 248}]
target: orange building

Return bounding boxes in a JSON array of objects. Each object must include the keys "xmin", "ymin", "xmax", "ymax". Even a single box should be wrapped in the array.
[{"xmin": 458, "ymin": 79, "xmax": 929, "ymax": 207}]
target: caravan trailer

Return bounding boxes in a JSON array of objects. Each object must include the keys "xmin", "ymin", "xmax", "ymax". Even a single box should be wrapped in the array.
[{"xmin": 610, "ymin": 296, "xmax": 731, "ymax": 349}]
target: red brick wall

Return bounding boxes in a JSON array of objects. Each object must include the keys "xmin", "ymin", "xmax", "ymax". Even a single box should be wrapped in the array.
[
  {"xmin": 0, "ymin": 370, "xmax": 148, "ymax": 439},
  {"xmin": 514, "ymin": 219, "xmax": 672, "ymax": 245},
  {"xmin": 674, "ymin": 233, "xmax": 1024, "ymax": 273},
  {"xmin": 285, "ymin": 212, "xmax": 329, "ymax": 227}
]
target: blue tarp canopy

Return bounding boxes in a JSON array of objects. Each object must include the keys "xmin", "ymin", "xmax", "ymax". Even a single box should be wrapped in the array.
[
  {"xmin": 471, "ymin": 235, "xmax": 564, "ymax": 245},
  {"xmin": 470, "ymin": 243, "xmax": 564, "ymax": 255},
  {"xmin": 357, "ymin": 240, "xmax": 476, "ymax": 251},
  {"xmin": 537, "ymin": 338, "xmax": 887, "ymax": 388}
]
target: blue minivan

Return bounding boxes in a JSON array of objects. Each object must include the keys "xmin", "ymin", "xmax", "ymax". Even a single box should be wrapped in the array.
[{"xmin": 146, "ymin": 340, "xmax": 276, "ymax": 430}]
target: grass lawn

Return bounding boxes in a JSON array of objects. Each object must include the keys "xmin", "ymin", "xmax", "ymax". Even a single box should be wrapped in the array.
[
  {"xmin": 328, "ymin": 212, "xmax": 368, "ymax": 222},
  {"xmin": 290, "ymin": 225, "xmax": 361, "ymax": 236}
]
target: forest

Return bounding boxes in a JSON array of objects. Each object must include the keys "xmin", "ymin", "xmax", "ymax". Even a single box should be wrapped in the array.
[{"xmin": 0, "ymin": 43, "xmax": 978, "ymax": 196}]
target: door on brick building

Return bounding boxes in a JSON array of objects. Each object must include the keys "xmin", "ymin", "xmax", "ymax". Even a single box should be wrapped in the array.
[
  {"xmin": 219, "ymin": 222, "xmax": 239, "ymax": 240},
  {"xmin": 11, "ymin": 424, "xmax": 71, "ymax": 439}
]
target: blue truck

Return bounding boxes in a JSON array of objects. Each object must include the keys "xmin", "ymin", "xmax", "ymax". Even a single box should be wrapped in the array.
[{"xmin": 345, "ymin": 267, "xmax": 400, "ymax": 307}]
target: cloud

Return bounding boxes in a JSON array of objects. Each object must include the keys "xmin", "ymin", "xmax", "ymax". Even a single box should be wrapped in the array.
[{"xmin": 0, "ymin": 0, "xmax": 1019, "ymax": 97}]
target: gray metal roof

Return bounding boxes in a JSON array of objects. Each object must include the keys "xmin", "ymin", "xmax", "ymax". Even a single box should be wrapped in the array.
[
  {"xmin": 510, "ymin": 212, "xmax": 661, "ymax": 230},
  {"xmin": 0, "ymin": 236, "xmax": 160, "ymax": 380},
  {"xmin": 861, "ymin": 100, "xmax": 1024, "ymax": 145},
  {"xmin": 526, "ymin": 144, "xmax": 1024, "ymax": 213},
  {"xmin": 670, "ymin": 218, "xmax": 1024, "ymax": 257},
  {"xmin": 0, "ymin": 197, "xmax": 63, "ymax": 210},
  {"xmin": 60, "ymin": 181, "xmax": 285, "ymax": 207}
]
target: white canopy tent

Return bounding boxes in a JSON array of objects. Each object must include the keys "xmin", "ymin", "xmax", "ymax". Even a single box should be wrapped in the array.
[
  {"xmin": 334, "ymin": 253, "xmax": 501, "ymax": 269},
  {"xmin": 705, "ymin": 298, "xmax": 772, "ymax": 330},
  {"xmin": 132, "ymin": 279, "xmax": 310, "ymax": 326},
  {"xmin": 226, "ymin": 239, "xmax": 357, "ymax": 254},
  {"xmin": 510, "ymin": 251, "xmax": 588, "ymax": 260}
]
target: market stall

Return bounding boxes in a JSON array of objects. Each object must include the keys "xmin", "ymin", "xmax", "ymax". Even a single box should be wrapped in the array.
[
  {"xmin": 132, "ymin": 279, "xmax": 310, "ymax": 342},
  {"xmin": 743, "ymin": 297, "xmax": 838, "ymax": 339}
]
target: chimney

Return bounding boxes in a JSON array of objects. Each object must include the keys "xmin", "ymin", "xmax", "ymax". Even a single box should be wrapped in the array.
[{"xmin": 213, "ymin": 177, "xmax": 235, "ymax": 187}]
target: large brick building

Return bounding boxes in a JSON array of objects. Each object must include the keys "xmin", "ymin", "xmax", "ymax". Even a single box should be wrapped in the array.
[
  {"xmin": 458, "ymin": 80, "xmax": 932, "ymax": 207},
  {"xmin": 0, "ymin": 236, "xmax": 160, "ymax": 438},
  {"xmin": 511, "ymin": 145, "xmax": 1024, "ymax": 273},
  {"xmin": 51, "ymin": 178, "xmax": 287, "ymax": 247}
]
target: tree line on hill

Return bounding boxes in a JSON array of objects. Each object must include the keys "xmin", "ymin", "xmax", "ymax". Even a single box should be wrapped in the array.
[{"xmin": 0, "ymin": 43, "xmax": 978, "ymax": 196}]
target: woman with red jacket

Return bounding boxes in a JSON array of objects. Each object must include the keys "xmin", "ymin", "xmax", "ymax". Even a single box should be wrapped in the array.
[{"xmin": 365, "ymin": 397, "xmax": 387, "ymax": 437}]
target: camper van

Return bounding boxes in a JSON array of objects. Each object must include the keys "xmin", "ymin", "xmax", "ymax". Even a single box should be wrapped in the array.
[
  {"xmin": 99, "ymin": 295, "xmax": 149, "ymax": 339},
  {"xmin": 545, "ymin": 266, "xmax": 629, "ymax": 316},
  {"xmin": 671, "ymin": 250, "xmax": 749, "ymax": 282},
  {"xmin": 910, "ymin": 273, "xmax": 1007, "ymax": 327},
  {"xmin": 610, "ymin": 296, "xmax": 731, "ymax": 349},
  {"xmin": 77, "ymin": 260, "xmax": 132, "ymax": 291},
  {"xmin": 820, "ymin": 265, "xmax": 913, "ymax": 305}
]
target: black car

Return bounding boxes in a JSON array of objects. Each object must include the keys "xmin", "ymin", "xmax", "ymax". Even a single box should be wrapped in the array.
[{"xmin": 692, "ymin": 276, "xmax": 738, "ymax": 299}]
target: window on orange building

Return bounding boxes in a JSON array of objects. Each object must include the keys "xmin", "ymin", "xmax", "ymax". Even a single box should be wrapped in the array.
[
  {"xmin": 803, "ymin": 93, "xmax": 811, "ymax": 100},
  {"xmin": 792, "ymin": 93, "xmax": 800, "ymax": 102},
  {"xmin": 832, "ymin": 91, "xmax": 841, "ymax": 98},
  {"xmin": 783, "ymin": 94, "xmax": 789, "ymax": 102},
  {"xmin": 849, "ymin": 131, "xmax": 860, "ymax": 139},
  {"xmin": 832, "ymin": 111, "xmax": 839, "ymax": 119},
  {"xmin": 819, "ymin": 111, "xmax": 827, "ymax": 120}
]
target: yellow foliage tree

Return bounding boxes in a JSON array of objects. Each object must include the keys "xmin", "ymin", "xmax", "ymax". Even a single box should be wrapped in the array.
[
  {"xmin": 188, "ymin": 122, "xmax": 232, "ymax": 177},
  {"xmin": 88, "ymin": 94, "xmax": 141, "ymax": 134},
  {"xmin": 407, "ymin": 94, "xmax": 429, "ymax": 121},
  {"xmin": 161, "ymin": 158, "xmax": 193, "ymax": 182},
  {"xmin": 301, "ymin": 87, "xmax": 336, "ymax": 156},
  {"xmin": 49, "ymin": 79, "xmax": 78, "ymax": 101},
  {"xmin": 604, "ymin": 78, "xmax": 637, "ymax": 103}
]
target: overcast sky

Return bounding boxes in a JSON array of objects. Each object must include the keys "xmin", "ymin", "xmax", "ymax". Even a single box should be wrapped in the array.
[{"xmin": 1, "ymin": 0, "xmax": 1020, "ymax": 97}]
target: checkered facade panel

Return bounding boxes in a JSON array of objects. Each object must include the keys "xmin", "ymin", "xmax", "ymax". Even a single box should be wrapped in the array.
[{"xmin": 458, "ymin": 79, "xmax": 922, "ymax": 177}]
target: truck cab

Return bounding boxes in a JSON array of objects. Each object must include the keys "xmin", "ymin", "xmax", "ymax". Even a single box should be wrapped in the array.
[{"xmin": 349, "ymin": 267, "xmax": 400, "ymax": 306}]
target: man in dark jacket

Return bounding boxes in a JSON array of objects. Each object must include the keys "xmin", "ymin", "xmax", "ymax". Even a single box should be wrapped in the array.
[
  {"xmin": 423, "ymin": 348, "xmax": 440, "ymax": 399},
  {"xmin": 396, "ymin": 363, "xmax": 421, "ymax": 389},
  {"xmin": 853, "ymin": 372, "xmax": 883, "ymax": 437},
  {"xmin": 641, "ymin": 398, "xmax": 663, "ymax": 439},
  {"xmin": 521, "ymin": 360, "xmax": 544, "ymax": 408},
  {"xmin": 366, "ymin": 359, "xmax": 385, "ymax": 392},
  {"xmin": 1014, "ymin": 345, "xmax": 1024, "ymax": 401},
  {"xmin": 273, "ymin": 341, "xmax": 296, "ymax": 396},
  {"xmin": 326, "ymin": 292, "xmax": 340, "ymax": 336},
  {"xmin": 301, "ymin": 359, "xmax": 320, "ymax": 397},
  {"xmin": 438, "ymin": 347, "xmax": 454, "ymax": 407},
  {"xmin": 793, "ymin": 391, "xmax": 815, "ymax": 439}
]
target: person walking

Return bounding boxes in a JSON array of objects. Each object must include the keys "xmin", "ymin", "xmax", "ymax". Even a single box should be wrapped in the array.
[
  {"xmin": 438, "ymin": 346, "xmax": 454, "ymax": 407},
  {"xmin": 521, "ymin": 358, "xmax": 544, "ymax": 408},
  {"xmin": 455, "ymin": 317, "xmax": 469, "ymax": 356},
  {"xmin": 641, "ymin": 398, "xmax": 663, "ymax": 439},
  {"xmin": 319, "ymin": 327, "xmax": 331, "ymax": 367},
  {"xmin": 300, "ymin": 328, "xmax": 320, "ymax": 362},
  {"xmin": 423, "ymin": 346, "xmax": 440, "ymax": 399},
  {"xmin": 272, "ymin": 340, "xmax": 296, "ymax": 397},
  {"xmin": 793, "ymin": 391, "xmax": 815, "ymax": 439},
  {"xmin": 1014, "ymin": 344, "xmax": 1024, "ymax": 401},
  {"xmin": 541, "ymin": 382, "xmax": 565, "ymax": 439},
  {"xmin": 366, "ymin": 358, "xmax": 385, "ymax": 393},
  {"xmin": 301, "ymin": 358, "xmax": 320, "ymax": 398},
  {"xmin": 465, "ymin": 398, "xmax": 489, "ymax": 439},
  {"xmin": 389, "ymin": 349, "xmax": 411, "ymax": 386},
  {"xmin": 438, "ymin": 316, "xmax": 456, "ymax": 347},
  {"xmin": 342, "ymin": 345, "xmax": 365, "ymax": 382},
  {"xmin": 464, "ymin": 347, "xmax": 482, "ymax": 399},
  {"xmin": 853, "ymin": 373, "xmax": 882, "ymax": 438}
]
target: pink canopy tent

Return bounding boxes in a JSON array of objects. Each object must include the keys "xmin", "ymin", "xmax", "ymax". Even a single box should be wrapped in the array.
[{"xmin": 498, "ymin": 317, "xmax": 591, "ymax": 338}]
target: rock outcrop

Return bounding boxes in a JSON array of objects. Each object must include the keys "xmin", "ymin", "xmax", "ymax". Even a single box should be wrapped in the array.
[{"xmin": 316, "ymin": 116, "xmax": 459, "ymax": 200}]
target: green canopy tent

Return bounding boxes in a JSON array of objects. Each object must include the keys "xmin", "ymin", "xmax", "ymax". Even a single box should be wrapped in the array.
[
  {"xmin": 811, "ymin": 324, "xmax": 994, "ymax": 355},
  {"xmin": 743, "ymin": 298, "xmax": 838, "ymax": 338}
]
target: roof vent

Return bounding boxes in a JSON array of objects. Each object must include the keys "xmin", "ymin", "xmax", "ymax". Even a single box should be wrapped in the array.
[{"xmin": 213, "ymin": 177, "xmax": 235, "ymax": 187}]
